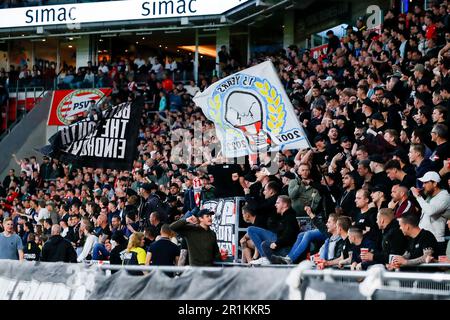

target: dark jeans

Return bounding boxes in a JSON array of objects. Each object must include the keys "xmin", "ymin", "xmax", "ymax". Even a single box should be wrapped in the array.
[{"xmin": 261, "ymin": 241, "xmax": 291, "ymax": 261}]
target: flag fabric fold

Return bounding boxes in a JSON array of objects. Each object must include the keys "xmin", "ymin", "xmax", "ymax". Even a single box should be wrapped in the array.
[
  {"xmin": 193, "ymin": 61, "xmax": 311, "ymax": 158},
  {"xmin": 39, "ymin": 97, "xmax": 144, "ymax": 170}
]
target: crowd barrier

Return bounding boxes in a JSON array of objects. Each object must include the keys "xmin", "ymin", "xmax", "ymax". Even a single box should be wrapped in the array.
[
  {"xmin": 0, "ymin": 260, "xmax": 292, "ymax": 300},
  {"xmin": 1, "ymin": 259, "xmax": 450, "ymax": 300},
  {"xmin": 287, "ymin": 262, "xmax": 450, "ymax": 300}
]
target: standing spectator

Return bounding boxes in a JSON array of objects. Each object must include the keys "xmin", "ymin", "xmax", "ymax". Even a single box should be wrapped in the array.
[
  {"xmin": 23, "ymin": 233, "xmax": 41, "ymax": 261},
  {"xmin": 411, "ymin": 172, "xmax": 450, "ymax": 255},
  {"xmin": 121, "ymin": 232, "xmax": 146, "ymax": 275},
  {"xmin": 326, "ymin": 30, "xmax": 342, "ymax": 56},
  {"xmin": 288, "ymin": 163, "xmax": 322, "ymax": 217},
  {"xmin": 170, "ymin": 209, "xmax": 221, "ymax": 266},
  {"xmin": 145, "ymin": 224, "xmax": 179, "ymax": 266},
  {"xmin": 0, "ymin": 218, "xmax": 24, "ymax": 261},
  {"xmin": 41, "ymin": 225, "xmax": 77, "ymax": 263},
  {"xmin": 218, "ymin": 45, "xmax": 230, "ymax": 76}
]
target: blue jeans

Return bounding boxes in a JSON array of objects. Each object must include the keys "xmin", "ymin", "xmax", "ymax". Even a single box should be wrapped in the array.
[
  {"xmin": 92, "ymin": 243, "xmax": 110, "ymax": 260},
  {"xmin": 261, "ymin": 241, "xmax": 291, "ymax": 260},
  {"xmin": 287, "ymin": 229, "xmax": 327, "ymax": 262},
  {"xmin": 247, "ymin": 226, "xmax": 277, "ymax": 258}
]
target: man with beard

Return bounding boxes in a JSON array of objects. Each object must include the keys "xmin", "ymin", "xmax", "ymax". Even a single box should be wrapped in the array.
[
  {"xmin": 411, "ymin": 172, "xmax": 450, "ymax": 255},
  {"xmin": 170, "ymin": 209, "xmax": 221, "ymax": 266}
]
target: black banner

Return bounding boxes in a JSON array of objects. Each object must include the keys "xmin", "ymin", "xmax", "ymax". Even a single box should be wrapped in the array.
[{"xmin": 41, "ymin": 97, "xmax": 143, "ymax": 170}]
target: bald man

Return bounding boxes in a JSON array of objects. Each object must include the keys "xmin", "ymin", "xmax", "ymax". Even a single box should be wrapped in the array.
[{"xmin": 41, "ymin": 225, "xmax": 77, "ymax": 263}]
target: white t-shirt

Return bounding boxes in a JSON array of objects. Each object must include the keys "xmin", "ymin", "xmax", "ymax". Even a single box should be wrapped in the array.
[{"xmin": 35, "ymin": 208, "xmax": 50, "ymax": 224}]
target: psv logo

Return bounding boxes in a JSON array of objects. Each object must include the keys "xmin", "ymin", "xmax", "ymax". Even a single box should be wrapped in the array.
[{"xmin": 57, "ymin": 89, "xmax": 106, "ymax": 125}]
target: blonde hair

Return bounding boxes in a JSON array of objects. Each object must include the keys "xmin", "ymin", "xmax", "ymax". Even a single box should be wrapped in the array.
[{"xmin": 127, "ymin": 232, "xmax": 144, "ymax": 252}]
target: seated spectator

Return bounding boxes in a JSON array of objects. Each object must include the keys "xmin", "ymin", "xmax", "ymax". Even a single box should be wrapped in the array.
[
  {"xmin": 388, "ymin": 184, "xmax": 418, "ymax": 218},
  {"xmin": 271, "ymin": 213, "xmax": 342, "ymax": 265},
  {"xmin": 385, "ymin": 159, "xmax": 416, "ymax": 189},
  {"xmin": 91, "ymin": 234, "xmax": 111, "ymax": 261},
  {"xmin": 390, "ymin": 214, "xmax": 438, "ymax": 269},
  {"xmin": 109, "ymin": 232, "xmax": 128, "ymax": 267},
  {"xmin": 244, "ymin": 180, "xmax": 279, "ymax": 229},
  {"xmin": 408, "ymin": 144, "xmax": 436, "ymax": 188},
  {"xmin": 429, "ymin": 124, "xmax": 449, "ymax": 171},
  {"xmin": 353, "ymin": 189, "xmax": 381, "ymax": 247},
  {"xmin": 359, "ymin": 208, "xmax": 408, "ymax": 269},
  {"xmin": 327, "ymin": 216, "xmax": 352, "ymax": 268},
  {"xmin": 77, "ymin": 219, "xmax": 99, "ymax": 262},
  {"xmin": 239, "ymin": 205, "xmax": 264, "ymax": 264},
  {"xmin": 83, "ymin": 68, "xmax": 95, "ymax": 87},
  {"xmin": 347, "ymin": 227, "xmax": 376, "ymax": 270},
  {"xmin": 248, "ymin": 195, "xmax": 299, "ymax": 265}
]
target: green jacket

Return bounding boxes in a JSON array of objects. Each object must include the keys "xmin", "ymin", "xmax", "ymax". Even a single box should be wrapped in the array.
[
  {"xmin": 288, "ymin": 178, "xmax": 322, "ymax": 216},
  {"xmin": 170, "ymin": 219, "xmax": 221, "ymax": 266}
]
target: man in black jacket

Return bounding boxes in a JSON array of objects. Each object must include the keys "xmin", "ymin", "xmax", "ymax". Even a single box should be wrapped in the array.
[
  {"xmin": 41, "ymin": 225, "xmax": 77, "ymax": 263},
  {"xmin": 359, "ymin": 208, "xmax": 407, "ymax": 269},
  {"xmin": 248, "ymin": 195, "xmax": 299, "ymax": 264},
  {"xmin": 244, "ymin": 180, "xmax": 280, "ymax": 229}
]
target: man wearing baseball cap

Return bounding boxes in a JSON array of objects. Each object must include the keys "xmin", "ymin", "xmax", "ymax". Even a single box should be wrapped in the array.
[
  {"xmin": 411, "ymin": 171, "xmax": 450, "ymax": 255},
  {"xmin": 169, "ymin": 209, "xmax": 221, "ymax": 266}
]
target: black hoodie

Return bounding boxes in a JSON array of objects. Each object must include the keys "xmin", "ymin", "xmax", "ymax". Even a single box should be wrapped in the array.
[{"xmin": 41, "ymin": 235, "xmax": 77, "ymax": 263}]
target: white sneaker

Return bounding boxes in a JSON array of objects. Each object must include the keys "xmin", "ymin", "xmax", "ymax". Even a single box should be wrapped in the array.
[{"xmin": 249, "ymin": 257, "xmax": 270, "ymax": 265}]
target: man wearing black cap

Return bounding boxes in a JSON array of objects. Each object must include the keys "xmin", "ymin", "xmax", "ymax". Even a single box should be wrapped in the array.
[{"xmin": 169, "ymin": 209, "xmax": 221, "ymax": 266}]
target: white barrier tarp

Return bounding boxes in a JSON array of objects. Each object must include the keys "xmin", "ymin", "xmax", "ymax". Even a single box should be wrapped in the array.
[{"xmin": 0, "ymin": 260, "xmax": 292, "ymax": 300}]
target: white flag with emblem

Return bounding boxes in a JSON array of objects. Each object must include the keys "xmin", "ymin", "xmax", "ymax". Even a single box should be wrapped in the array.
[{"xmin": 193, "ymin": 60, "xmax": 311, "ymax": 157}]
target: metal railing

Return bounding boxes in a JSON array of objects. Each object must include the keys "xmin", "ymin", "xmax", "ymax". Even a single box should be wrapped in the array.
[
  {"xmin": 287, "ymin": 262, "xmax": 450, "ymax": 299},
  {"xmin": 0, "ymin": 85, "xmax": 47, "ymax": 142}
]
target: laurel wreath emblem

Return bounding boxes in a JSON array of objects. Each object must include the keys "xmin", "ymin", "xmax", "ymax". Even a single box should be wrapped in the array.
[{"xmin": 254, "ymin": 80, "xmax": 286, "ymax": 135}]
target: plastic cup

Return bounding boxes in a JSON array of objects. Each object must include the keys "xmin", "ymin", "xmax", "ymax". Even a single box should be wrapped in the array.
[{"xmin": 360, "ymin": 248, "xmax": 369, "ymax": 261}]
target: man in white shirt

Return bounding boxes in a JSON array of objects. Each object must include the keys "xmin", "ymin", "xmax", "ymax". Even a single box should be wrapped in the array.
[
  {"xmin": 77, "ymin": 220, "xmax": 99, "ymax": 262},
  {"xmin": 35, "ymin": 200, "xmax": 50, "ymax": 225},
  {"xmin": 411, "ymin": 171, "xmax": 450, "ymax": 255},
  {"xmin": 184, "ymin": 80, "xmax": 200, "ymax": 97}
]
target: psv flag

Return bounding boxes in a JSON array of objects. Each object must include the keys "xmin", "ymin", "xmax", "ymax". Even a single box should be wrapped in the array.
[
  {"xmin": 193, "ymin": 60, "xmax": 311, "ymax": 158},
  {"xmin": 39, "ymin": 97, "xmax": 144, "ymax": 170}
]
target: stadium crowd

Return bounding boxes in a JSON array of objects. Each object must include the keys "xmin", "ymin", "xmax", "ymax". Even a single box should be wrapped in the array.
[{"xmin": 1, "ymin": 1, "xmax": 450, "ymax": 272}]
